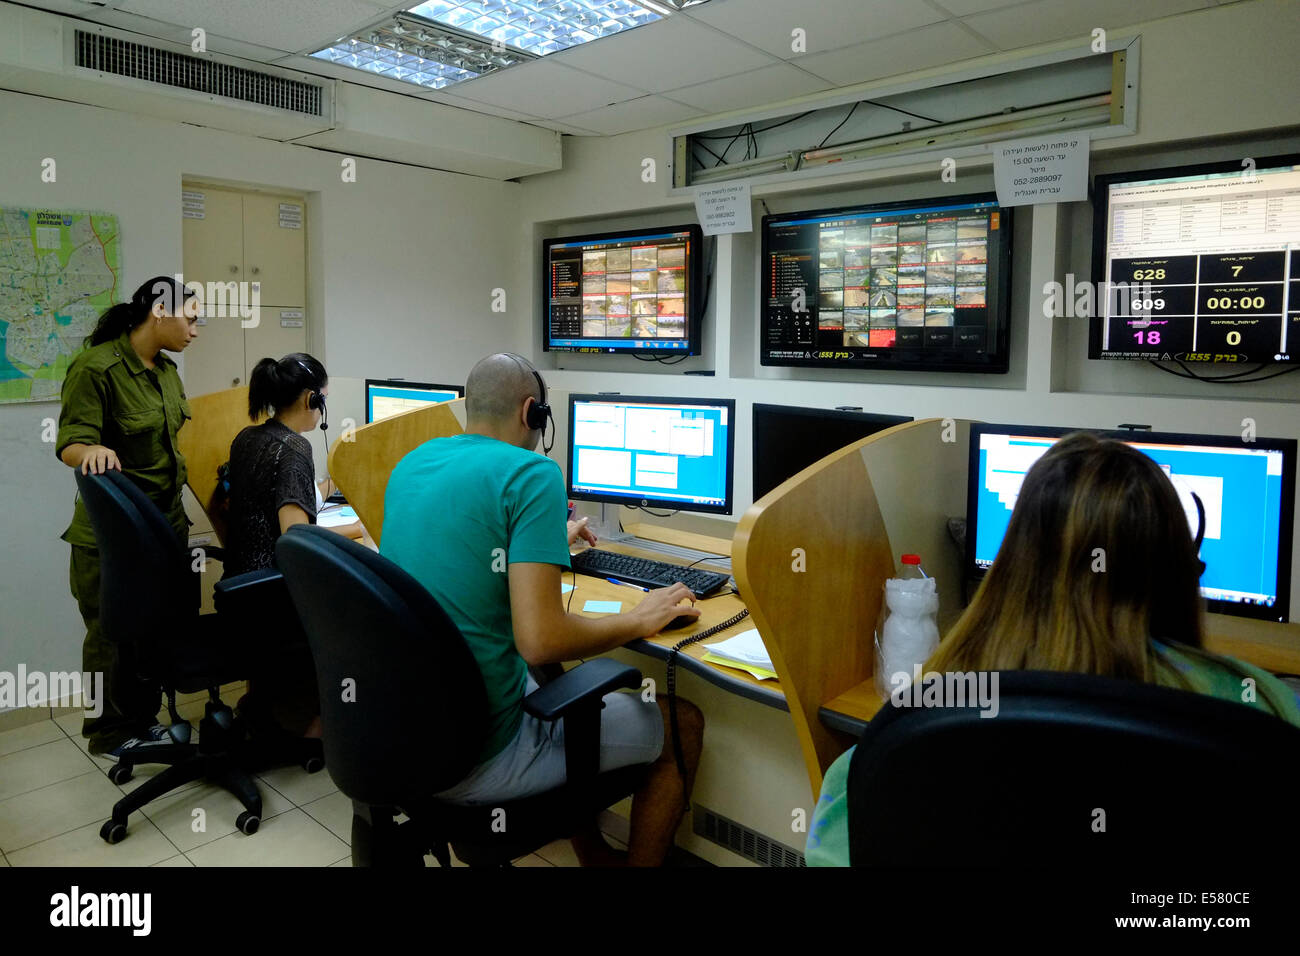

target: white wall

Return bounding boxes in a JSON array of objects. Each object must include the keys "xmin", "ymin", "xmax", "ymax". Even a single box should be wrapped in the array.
[{"xmin": 0, "ymin": 88, "xmax": 520, "ymax": 684}]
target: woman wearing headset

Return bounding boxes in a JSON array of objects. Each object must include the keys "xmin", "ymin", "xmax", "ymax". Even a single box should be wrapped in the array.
[
  {"xmin": 224, "ymin": 352, "xmax": 359, "ymax": 737},
  {"xmin": 225, "ymin": 353, "xmax": 331, "ymax": 576},
  {"xmin": 56, "ymin": 276, "xmax": 200, "ymax": 757}
]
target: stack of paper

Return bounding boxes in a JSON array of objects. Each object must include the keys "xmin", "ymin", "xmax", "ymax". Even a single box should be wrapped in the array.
[
  {"xmin": 702, "ymin": 629, "xmax": 777, "ymax": 681},
  {"xmin": 317, "ymin": 505, "xmax": 358, "ymax": 529}
]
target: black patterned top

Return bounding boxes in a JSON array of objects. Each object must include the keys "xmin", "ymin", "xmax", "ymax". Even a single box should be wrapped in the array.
[{"xmin": 223, "ymin": 419, "xmax": 316, "ymax": 577}]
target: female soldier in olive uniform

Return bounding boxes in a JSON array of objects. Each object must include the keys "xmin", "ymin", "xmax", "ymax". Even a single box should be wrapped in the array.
[{"xmin": 56, "ymin": 276, "xmax": 199, "ymax": 755}]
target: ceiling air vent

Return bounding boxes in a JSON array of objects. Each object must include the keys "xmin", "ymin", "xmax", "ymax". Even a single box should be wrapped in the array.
[{"xmin": 74, "ymin": 29, "xmax": 324, "ymax": 117}]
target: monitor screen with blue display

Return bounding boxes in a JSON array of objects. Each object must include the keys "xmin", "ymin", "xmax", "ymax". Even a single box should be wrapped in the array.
[
  {"xmin": 966, "ymin": 424, "xmax": 1295, "ymax": 622},
  {"xmin": 542, "ymin": 224, "xmax": 704, "ymax": 356},
  {"xmin": 365, "ymin": 379, "xmax": 462, "ymax": 424},
  {"xmin": 567, "ymin": 394, "xmax": 735, "ymax": 515}
]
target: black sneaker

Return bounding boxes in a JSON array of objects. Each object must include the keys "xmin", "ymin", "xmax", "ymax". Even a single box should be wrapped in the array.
[{"xmin": 105, "ymin": 725, "xmax": 175, "ymax": 758}]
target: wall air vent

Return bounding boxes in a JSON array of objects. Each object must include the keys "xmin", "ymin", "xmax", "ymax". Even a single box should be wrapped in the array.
[
  {"xmin": 693, "ymin": 805, "xmax": 806, "ymax": 867},
  {"xmin": 74, "ymin": 29, "xmax": 324, "ymax": 117}
]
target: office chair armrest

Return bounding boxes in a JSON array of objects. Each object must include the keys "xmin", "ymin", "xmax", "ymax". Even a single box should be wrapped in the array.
[
  {"xmin": 212, "ymin": 567, "xmax": 286, "ymax": 617},
  {"xmin": 198, "ymin": 545, "xmax": 226, "ymax": 563},
  {"xmin": 522, "ymin": 658, "xmax": 642, "ymax": 722}
]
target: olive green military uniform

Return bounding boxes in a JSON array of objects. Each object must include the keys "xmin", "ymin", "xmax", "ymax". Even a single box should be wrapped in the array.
[{"xmin": 56, "ymin": 329, "xmax": 192, "ymax": 753}]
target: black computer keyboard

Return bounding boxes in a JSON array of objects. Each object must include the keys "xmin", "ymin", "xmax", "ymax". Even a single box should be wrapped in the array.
[{"xmin": 569, "ymin": 548, "xmax": 731, "ymax": 598}]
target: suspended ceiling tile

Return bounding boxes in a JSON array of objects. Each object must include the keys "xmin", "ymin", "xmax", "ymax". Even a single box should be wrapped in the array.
[
  {"xmin": 928, "ymin": 0, "xmax": 1029, "ymax": 15},
  {"xmin": 960, "ymin": 0, "xmax": 1211, "ymax": 50},
  {"xmin": 795, "ymin": 21, "xmax": 995, "ymax": 87},
  {"xmin": 12, "ymin": 0, "xmax": 128, "ymax": 13},
  {"xmin": 685, "ymin": 0, "xmax": 947, "ymax": 57},
  {"xmin": 117, "ymin": 0, "xmax": 394, "ymax": 54},
  {"xmin": 663, "ymin": 62, "xmax": 831, "ymax": 115},
  {"xmin": 447, "ymin": 59, "xmax": 645, "ymax": 119},
  {"xmin": 557, "ymin": 93, "xmax": 706, "ymax": 136},
  {"xmin": 550, "ymin": 14, "xmax": 774, "ymax": 94}
]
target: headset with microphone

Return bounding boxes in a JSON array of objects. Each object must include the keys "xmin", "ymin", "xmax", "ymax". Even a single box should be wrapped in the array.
[
  {"xmin": 295, "ymin": 358, "xmax": 328, "ymax": 431},
  {"xmin": 504, "ymin": 353, "xmax": 553, "ymax": 454},
  {"xmin": 1190, "ymin": 489, "xmax": 1207, "ymax": 578}
]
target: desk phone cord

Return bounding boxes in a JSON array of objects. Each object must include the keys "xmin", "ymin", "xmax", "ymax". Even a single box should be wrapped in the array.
[{"xmin": 665, "ymin": 607, "xmax": 750, "ymax": 810}]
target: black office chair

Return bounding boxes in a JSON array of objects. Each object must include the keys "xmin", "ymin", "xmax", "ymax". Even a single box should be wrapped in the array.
[
  {"xmin": 846, "ymin": 669, "xmax": 1300, "ymax": 866},
  {"xmin": 275, "ymin": 524, "xmax": 650, "ymax": 867},
  {"xmin": 74, "ymin": 470, "xmax": 323, "ymax": 844}
]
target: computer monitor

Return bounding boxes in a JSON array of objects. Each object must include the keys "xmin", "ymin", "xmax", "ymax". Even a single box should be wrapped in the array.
[
  {"xmin": 542, "ymin": 224, "xmax": 704, "ymax": 356},
  {"xmin": 1090, "ymin": 153, "xmax": 1300, "ymax": 363},
  {"xmin": 364, "ymin": 379, "xmax": 463, "ymax": 424},
  {"xmin": 567, "ymin": 394, "xmax": 735, "ymax": 515},
  {"xmin": 966, "ymin": 424, "xmax": 1296, "ymax": 622},
  {"xmin": 752, "ymin": 403, "xmax": 912, "ymax": 500},
  {"xmin": 761, "ymin": 191, "xmax": 1013, "ymax": 372}
]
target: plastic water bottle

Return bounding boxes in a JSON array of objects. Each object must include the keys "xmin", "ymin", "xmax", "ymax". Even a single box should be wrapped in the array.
[
  {"xmin": 874, "ymin": 554, "xmax": 940, "ymax": 697},
  {"xmin": 899, "ymin": 553, "xmax": 926, "ymax": 581}
]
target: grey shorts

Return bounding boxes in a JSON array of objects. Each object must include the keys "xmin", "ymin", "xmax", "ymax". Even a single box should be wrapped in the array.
[{"xmin": 433, "ymin": 674, "xmax": 664, "ymax": 806}]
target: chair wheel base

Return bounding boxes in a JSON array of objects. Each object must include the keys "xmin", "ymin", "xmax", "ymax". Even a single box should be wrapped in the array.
[
  {"xmin": 100, "ymin": 819, "xmax": 127, "ymax": 844},
  {"xmin": 107, "ymin": 764, "xmax": 133, "ymax": 785},
  {"xmin": 236, "ymin": 810, "xmax": 260, "ymax": 835},
  {"xmin": 303, "ymin": 756, "xmax": 324, "ymax": 774}
]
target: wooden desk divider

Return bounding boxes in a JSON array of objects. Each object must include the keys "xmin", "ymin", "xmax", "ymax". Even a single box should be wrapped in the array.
[
  {"xmin": 733, "ymin": 418, "xmax": 972, "ymax": 795},
  {"xmin": 327, "ymin": 399, "xmax": 466, "ymax": 545},
  {"xmin": 178, "ymin": 386, "xmax": 261, "ymax": 544}
]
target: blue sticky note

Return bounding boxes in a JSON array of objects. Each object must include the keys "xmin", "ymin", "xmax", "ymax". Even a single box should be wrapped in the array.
[
  {"xmin": 561, "ymin": 583, "xmax": 575, "ymax": 594},
  {"xmin": 583, "ymin": 600, "xmax": 622, "ymax": 614}
]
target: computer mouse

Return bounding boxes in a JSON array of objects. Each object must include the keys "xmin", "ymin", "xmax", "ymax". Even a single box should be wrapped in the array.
[{"xmin": 662, "ymin": 614, "xmax": 698, "ymax": 631}]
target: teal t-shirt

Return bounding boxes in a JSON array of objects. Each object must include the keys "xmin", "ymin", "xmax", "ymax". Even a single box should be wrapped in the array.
[
  {"xmin": 804, "ymin": 645, "xmax": 1300, "ymax": 867},
  {"xmin": 380, "ymin": 433, "xmax": 571, "ymax": 763}
]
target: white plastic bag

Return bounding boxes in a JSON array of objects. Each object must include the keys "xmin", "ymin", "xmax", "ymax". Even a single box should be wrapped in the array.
[{"xmin": 874, "ymin": 576, "xmax": 939, "ymax": 697}]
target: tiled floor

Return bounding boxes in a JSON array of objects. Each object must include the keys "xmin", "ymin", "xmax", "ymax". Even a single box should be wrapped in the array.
[{"xmin": 0, "ymin": 713, "xmax": 625, "ymax": 868}]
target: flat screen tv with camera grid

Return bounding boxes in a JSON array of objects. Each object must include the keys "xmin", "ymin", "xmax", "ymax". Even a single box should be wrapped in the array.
[
  {"xmin": 760, "ymin": 192, "xmax": 1013, "ymax": 373},
  {"xmin": 966, "ymin": 423, "xmax": 1296, "ymax": 622},
  {"xmin": 542, "ymin": 224, "xmax": 704, "ymax": 356},
  {"xmin": 566, "ymin": 394, "xmax": 735, "ymax": 515}
]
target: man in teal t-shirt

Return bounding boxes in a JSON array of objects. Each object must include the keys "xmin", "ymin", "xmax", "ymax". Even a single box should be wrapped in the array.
[
  {"xmin": 380, "ymin": 352, "xmax": 705, "ymax": 867},
  {"xmin": 384, "ymin": 428, "xmax": 571, "ymax": 761}
]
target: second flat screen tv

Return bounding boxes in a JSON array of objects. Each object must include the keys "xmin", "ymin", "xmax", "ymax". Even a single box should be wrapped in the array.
[{"xmin": 761, "ymin": 192, "xmax": 1013, "ymax": 373}]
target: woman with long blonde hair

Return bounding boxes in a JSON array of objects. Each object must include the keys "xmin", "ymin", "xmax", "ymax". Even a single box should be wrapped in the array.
[{"xmin": 806, "ymin": 432, "xmax": 1300, "ymax": 865}]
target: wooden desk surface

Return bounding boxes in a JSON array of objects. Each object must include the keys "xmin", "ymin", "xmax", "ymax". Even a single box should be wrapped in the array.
[
  {"xmin": 357, "ymin": 523, "xmax": 778, "ymax": 704},
  {"xmin": 570, "ymin": 538, "xmax": 785, "ymax": 710}
]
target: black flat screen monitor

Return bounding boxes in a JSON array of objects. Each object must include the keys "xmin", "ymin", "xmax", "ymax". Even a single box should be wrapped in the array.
[
  {"xmin": 543, "ymin": 224, "xmax": 704, "ymax": 356},
  {"xmin": 364, "ymin": 379, "xmax": 462, "ymax": 424},
  {"xmin": 567, "ymin": 393, "xmax": 735, "ymax": 515},
  {"xmin": 752, "ymin": 403, "xmax": 912, "ymax": 500},
  {"xmin": 967, "ymin": 423, "xmax": 1295, "ymax": 622},
  {"xmin": 1090, "ymin": 154, "xmax": 1300, "ymax": 364},
  {"xmin": 761, "ymin": 192, "xmax": 1013, "ymax": 372}
]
